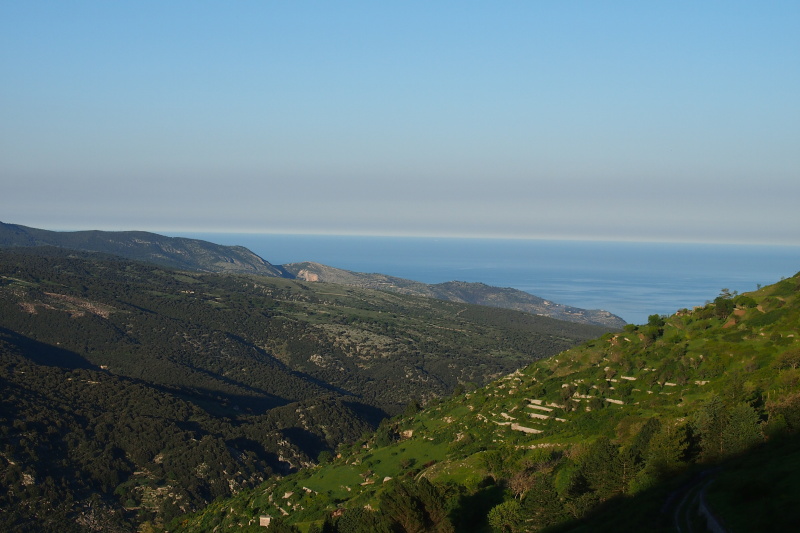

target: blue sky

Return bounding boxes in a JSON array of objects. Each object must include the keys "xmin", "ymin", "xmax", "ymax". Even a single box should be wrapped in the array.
[{"xmin": 2, "ymin": 1, "xmax": 798, "ymax": 244}]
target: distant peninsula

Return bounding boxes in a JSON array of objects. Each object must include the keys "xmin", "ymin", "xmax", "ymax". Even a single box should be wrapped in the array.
[{"xmin": 284, "ymin": 261, "xmax": 625, "ymax": 328}]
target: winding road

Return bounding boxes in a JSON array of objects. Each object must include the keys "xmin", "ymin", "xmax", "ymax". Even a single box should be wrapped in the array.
[{"xmin": 664, "ymin": 469, "xmax": 727, "ymax": 533}]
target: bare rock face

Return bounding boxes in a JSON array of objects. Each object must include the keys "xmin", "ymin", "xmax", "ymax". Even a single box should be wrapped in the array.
[{"xmin": 295, "ymin": 269, "xmax": 320, "ymax": 282}]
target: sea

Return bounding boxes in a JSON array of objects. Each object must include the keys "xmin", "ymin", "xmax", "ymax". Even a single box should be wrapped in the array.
[{"xmin": 167, "ymin": 233, "xmax": 800, "ymax": 326}]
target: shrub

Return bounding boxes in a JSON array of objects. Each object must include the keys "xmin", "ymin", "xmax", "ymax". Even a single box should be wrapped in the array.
[{"xmin": 774, "ymin": 348, "xmax": 800, "ymax": 370}]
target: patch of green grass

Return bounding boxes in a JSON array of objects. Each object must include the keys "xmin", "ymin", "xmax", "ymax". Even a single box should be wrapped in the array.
[
  {"xmin": 301, "ymin": 464, "xmax": 365, "ymax": 497},
  {"xmin": 427, "ymin": 454, "xmax": 488, "ymax": 488},
  {"xmin": 361, "ymin": 438, "xmax": 449, "ymax": 478}
]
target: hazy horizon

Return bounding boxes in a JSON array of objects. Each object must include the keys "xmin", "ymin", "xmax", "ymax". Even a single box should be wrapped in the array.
[
  {"xmin": 2, "ymin": 2, "xmax": 798, "ymax": 245},
  {"xmin": 11, "ymin": 222, "xmax": 800, "ymax": 248}
]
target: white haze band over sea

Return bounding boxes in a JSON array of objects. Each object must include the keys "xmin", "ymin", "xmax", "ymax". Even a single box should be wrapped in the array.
[{"xmin": 168, "ymin": 233, "xmax": 800, "ymax": 325}]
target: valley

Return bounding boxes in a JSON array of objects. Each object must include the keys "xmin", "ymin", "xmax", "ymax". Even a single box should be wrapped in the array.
[
  {"xmin": 0, "ymin": 246, "xmax": 608, "ymax": 530},
  {"xmin": 2, "ymin": 227, "xmax": 798, "ymax": 532}
]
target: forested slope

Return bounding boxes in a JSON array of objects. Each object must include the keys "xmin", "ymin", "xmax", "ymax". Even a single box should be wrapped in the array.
[
  {"xmin": 173, "ymin": 271, "xmax": 800, "ymax": 532},
  {"xmin": 0, "ymin": 247, "xmax": 608, "ymax": 531}
]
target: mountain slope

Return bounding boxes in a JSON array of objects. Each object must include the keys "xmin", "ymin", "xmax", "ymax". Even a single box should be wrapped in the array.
[
  {"xmin": 0, "ymin": 221, "xmax": 286, "ymax": 276},
  {"xmin": 0, "ymin": 247, "xmax": 611, "ymax": 530},
  {"xmin": 285, "ymin": 261, "xmax": 626, "ymax": 328},
  {"xmin": 172, "ymin": 270, "xmax": 800, "ymax": 532}
]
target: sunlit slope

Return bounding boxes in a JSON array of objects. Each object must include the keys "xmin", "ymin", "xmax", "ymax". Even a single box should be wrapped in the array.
[{"xmin": 172, "ymin": 271, "xmax": 800, "ymax": 532}]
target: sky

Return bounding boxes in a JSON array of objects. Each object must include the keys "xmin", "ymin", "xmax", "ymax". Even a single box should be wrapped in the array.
[{"xmin": 2, "ymin": 1, "xmax": 799, "ymax": 245}]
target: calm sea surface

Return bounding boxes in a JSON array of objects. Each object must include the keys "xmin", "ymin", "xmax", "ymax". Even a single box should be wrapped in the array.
[{"xmin": 167, "ymin": 233, "xmax": 800, "ymax": 325}]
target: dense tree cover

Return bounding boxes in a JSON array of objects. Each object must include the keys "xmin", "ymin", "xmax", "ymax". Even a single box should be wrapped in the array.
[
  {"xmin": 0, "ymin": 248, "xmax": 606, "ymax": 414},
  {"xmin": 0, "ymin": 248, "xmax": 608, "ymax": 530},
  {"xmin": 0, "ymin": 329, "xmax": 378, "ymax": 530}
]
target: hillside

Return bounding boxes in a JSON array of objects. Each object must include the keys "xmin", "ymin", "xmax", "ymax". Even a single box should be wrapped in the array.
[
  {"xmin": 0, "ymin": 247, "xmax": 610, "ymax": 531},
  {"xmin": 0, "ymin": 222, "xmax": 624, "ymax": 327},
  {"xmin": 172, "ymin": 272, "xmax": 800, "ymax": 532},
  {"xmin": 284, "ymin": 262, "xmax": 625, "ymax": 329},
  {"xmin": 0, "ymin": 221, "xmax": 286, "ymax": 276}
]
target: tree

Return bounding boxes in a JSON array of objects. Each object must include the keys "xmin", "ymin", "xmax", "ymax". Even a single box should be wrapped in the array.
[
  {"xmin": 631, "ymin": 419, "xmax": 688, "ymax": 494},
  {"xmin": 265, "ymin": 519, "xmax": 301, "ymax": 533},
  {"xmin": 379, "ymin": 478, "xmax": 454, "ymax": 533},
  {"xmin": 722, "ymin": 403, "xmax": 763, "ymax": 456},
  {"xmin": 615, "ymin": 380, "xmax": 634, "ymax": 400},
  {"xmin": 587, "ymin": 397, "xmax": 604, "ymax": 412},
  {"xmin": 487, "ymin": 500, "xmax": 523, "ymax": 533},
  {"xmin": 335, "ymin": 508, "xmax": 391, "ymax": 533},
  {"xmin": 521, "ymin": 472, "xmax": 569, "ymax": 529},
  {"xmin": 580, "ymin": 437, "xmax": 623, "ymax": 500},
  {"xmin": 375, "ymin": 421, "xmax": 397, "ymax": 447},
  {"xmin": 480, "ymin": 450, "xmax": 507, "ymax": 478},
  {"xmin": 647, "ymin": 314, "xmax": 665, "ymax": 328},
  {"xmin": 694, "ymin": 395, "xmax": 728, "ymax": 462},
  {"xmin": 733, "ymin": 294, "xmax": 757, "ymax": 308},
  {"xmin": 651, "ymin": 421, "xmax": 687, "ymax": 471},
  {"xmin": 626, "ymin": 418, "xmax": 661, "ymax": 465},
  {"xmin": 714, "ymin": 294, "xmax": 736, "ymax": 319},
  {"xmin": 774, "ymin": 348, "xmax": 800, "ymax": 370},
  {"xmin": 766, "ymin": 392, "xmax": 800, "ymax": 432},
  {"xmin": 643, "ymin": 314, "xmax": 666, "ymax": 340},
  {"xmin": 560, "ymin": 383, "xmax": 576, "ymax": 403},
  {"xmin": 404, "ymin": 399, "xmax": 422, "ymax": 417},
  {"xmin": 508, "ymin": 470, "xmax": 535, "ymax": 499},
  {"xmin": 718, "ymin": 288, "xmax": 737, "ymax": 299}
]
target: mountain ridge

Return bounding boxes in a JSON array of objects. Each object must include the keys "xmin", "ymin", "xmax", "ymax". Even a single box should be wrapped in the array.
[
  {"xmin": 0, "ymin": 221, "xmax": 288, "ymax": 276},
  {"xmin": 0, "ymin": 223, "xmax": 623, "ymax": 327},
  {"xmin": 285, "ymin": 261, "xmax": 624, "ymax": 328}
]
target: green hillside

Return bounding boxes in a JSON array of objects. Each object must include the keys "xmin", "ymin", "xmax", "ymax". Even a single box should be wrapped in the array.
[
  {"xmin": 0, "ymin": 247, "xmax": 608, "ymax": 531},
  {"xmin": 171, "ymin": 272, "xmax": 800, "ymax": 532}
]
